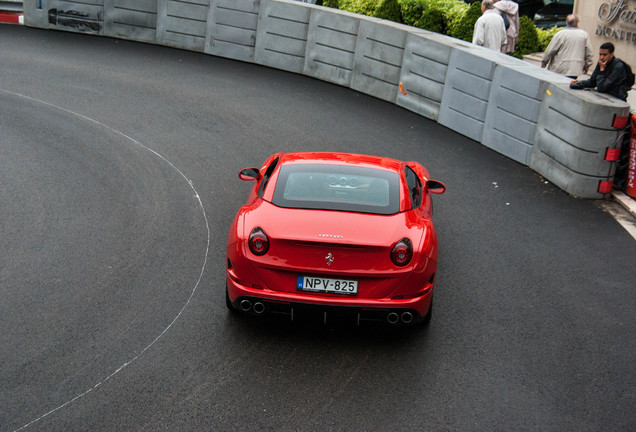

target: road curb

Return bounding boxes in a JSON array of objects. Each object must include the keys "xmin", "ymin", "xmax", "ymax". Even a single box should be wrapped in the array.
[{"xmin": 613, "ymin": 191, "xmax": 636, "ymax": 219}]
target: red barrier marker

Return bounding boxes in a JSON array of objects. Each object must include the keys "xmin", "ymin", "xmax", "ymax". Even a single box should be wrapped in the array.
[
  {"xmin": 598, "ymin": 180, "xmax": 614, "ymax": 194},
  {"xmin": 0, "ymin": 13, "xmax": 22, "ymax": 24}
]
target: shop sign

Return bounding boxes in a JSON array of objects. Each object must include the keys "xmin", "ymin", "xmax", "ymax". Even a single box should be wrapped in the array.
[{"xmin": 596, "ymin": 0, "xmax": 636, "ymax": 43}]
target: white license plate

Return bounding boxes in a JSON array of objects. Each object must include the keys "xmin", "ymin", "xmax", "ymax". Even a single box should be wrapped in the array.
[{"xmin": 296, "ymin": 276, "xmax": 358, "ymax": 295}]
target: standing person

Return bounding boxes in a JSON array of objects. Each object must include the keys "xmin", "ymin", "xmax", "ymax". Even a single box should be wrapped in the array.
[
  {"xmin": 541, "ymin": 14, "xmax": 593, "ymax": 79},
  {"xmin": 493, "ymin": 0, "xmax": 519, "ymax": 53},
  {"xmin": 472, "ymin": 0, "xmax": 507, "ymax": 52},
  {"xmin": 570, "ymin": 42, "xmax": 628, "ymax": 101}
]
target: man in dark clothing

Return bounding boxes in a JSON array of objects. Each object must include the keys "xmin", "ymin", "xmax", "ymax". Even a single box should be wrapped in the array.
[{"xmin": 570, "ymin": 42, "xmax": 628, "ymax": 101}]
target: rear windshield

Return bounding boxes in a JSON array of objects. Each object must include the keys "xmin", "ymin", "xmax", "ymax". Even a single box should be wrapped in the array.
[{"xmin": 272, "ymin": 164, "xmax": 400, "ymax": 215}]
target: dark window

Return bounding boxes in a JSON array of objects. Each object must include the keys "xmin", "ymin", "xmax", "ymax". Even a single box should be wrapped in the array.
[
  {"xmin": 405, "ymin": 166, "xmax": 422, "ymax": 209},
  {"xmin": 258, "ymin": 157, "xmax": 279, "ymax": 198},
  {"xmin": 272, "ymin": 164, "xmax": 400, "ymax": 215}
]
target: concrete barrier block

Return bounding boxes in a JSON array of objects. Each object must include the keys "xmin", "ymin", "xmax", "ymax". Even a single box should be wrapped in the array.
[
  {"xmin": 22, "ymin": 1, "xmax": 50, "ymax": 28},
  {"xmin": 481, "ymin": 63, "xmax": 568, "ymax": 165},
  {"xmin": 156, "ymin": 0, "xmax": 208, "ymax": 51},
  {"xmin": 530, "ymin": 84, "xmax": 630, "ymax": 198},
  {"xmin": 105, "ymin": 0, "xmax": 157, "ymax": 44},
  {"xmin": 205, "ymin": 0, "xmax": 260, "ymax": 62},
  {"xmin": 44, "ymin": 0, "xmax": 104, "ymax": 34},
  {"xmin": 545, "ymin": 83, "xmax": 631, "ymax": 128},
  {"xmin": 397, "ymin": 30, "xmax": 452, "ymax": 121},
  {"xmin": 255, "ymin": 0, "xmax": 311, "ymax": 74},
  {"xmin": 438, "ymin": 47, "xmax": 499, "ymax": 141},
  {"xmin": 350, "ymin": 18, "xmax": 407, "ymax": 102},
  {"xmin": 304, "ymin": 8, "xmax": 359, "ymax": 87},
  {"xmin": 530, "ymin": 149, "xmax": 614, "ymax": 198}
]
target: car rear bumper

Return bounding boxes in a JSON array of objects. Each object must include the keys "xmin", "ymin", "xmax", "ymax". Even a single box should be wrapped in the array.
[{"xmin": 226, "ymin": 274, "xmax": 432, "ymax": 326}]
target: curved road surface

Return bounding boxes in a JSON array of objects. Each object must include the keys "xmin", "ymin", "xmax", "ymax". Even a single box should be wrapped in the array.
[{"xmin": 1, "ymin": 25, "xmax": 635, "ymax": 431}]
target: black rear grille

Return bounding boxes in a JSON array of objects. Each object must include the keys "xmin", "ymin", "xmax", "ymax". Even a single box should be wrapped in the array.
[{"xmin": 233, "ymin": 296, "xmax": 422, "ymax": 326}]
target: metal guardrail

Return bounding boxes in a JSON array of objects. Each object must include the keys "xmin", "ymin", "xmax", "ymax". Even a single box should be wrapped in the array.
[{"xmin": 0, "ymin": 0, "xmax": 22, "ymax": 12}]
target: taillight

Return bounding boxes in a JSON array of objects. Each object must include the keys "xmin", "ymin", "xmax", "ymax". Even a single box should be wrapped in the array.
[
  {"xmin": 248, "ymin": 227, "xmax": 269, "ymax": 256},
  {"xmin": 391, "ymin": 238, "xmax": 413, "ymax": 266}
]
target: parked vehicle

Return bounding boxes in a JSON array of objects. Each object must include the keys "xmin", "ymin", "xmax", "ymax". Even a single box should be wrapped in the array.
[{"xmin": 533, "ymin": 0, "xmax": 574, "ymax": 29}]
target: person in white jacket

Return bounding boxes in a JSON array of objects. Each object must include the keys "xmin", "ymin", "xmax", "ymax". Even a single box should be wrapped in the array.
[
  {"xmin": 493, "ymin": 0, "xmax": 519, "ymax": 53},
  {"xmin": 472, "ymin": 0, "xmax": 507, "ymax": 52},
  {"xmin": 541, "ymin": 14, "xmax": 593, "ymax": 79}
]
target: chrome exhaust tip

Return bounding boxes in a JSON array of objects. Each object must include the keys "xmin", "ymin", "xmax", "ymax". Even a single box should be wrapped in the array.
[
  {"xmin": 401, "ymin": 312, "xmax": 413, "ymax": 324},
  {"xmin": 253, "ymin": 302, "xmax": 265, "ymax": 314},
  {"xmin": 387, "ymin": 312, "xmax": 399, "ymax": 324},
  {"xmin": 240, "ymin": 299, "xmax": 252, "ymax": 312}
]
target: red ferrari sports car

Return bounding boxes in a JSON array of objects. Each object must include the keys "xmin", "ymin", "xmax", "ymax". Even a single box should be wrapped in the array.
[{"xmin": 225, "ymin": 152, "xmax": 445, "ymax": 326}]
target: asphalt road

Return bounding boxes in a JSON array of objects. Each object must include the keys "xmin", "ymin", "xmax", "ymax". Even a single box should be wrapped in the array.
[{"xmin": 1, "ymin": 25, "xmax": 635, "ymax": 431}]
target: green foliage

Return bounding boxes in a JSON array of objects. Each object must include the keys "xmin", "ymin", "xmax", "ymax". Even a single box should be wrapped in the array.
[
  {"xmin": 449, "ymin": 1, "xmax": 481, "ymax": 41},
  {"xmin": 443, "ymin": 1, "xmax": 471, "ymax": 37},
  {"xmin": 398, "ymin": 0, "xmax": 468, "ymax": 34},
  {"xmin": 323, "ymin": 0, "xmax": 340, "ymax": 8},
  {"xmin": 431, "ymin": 0, "xmax": 470, "ymax": 35},
  {"xmin": 338, "ymin": 0, "xmax": 377, "ymax": 15},
  {"xmin": 537, "ymin": 26, "xmax": 562, "ymax": 51},
  {"xmin": 400, "ymin": 0, "xmax": 426, "ymax": 27},
  {"xmin": 512, "ymin": 16, "xmax": 541, "ymax": 59},
  {"xmin": 337, "ymin": 0, "xmax": 551, "ymax": 60},
  {"xmin": 419, "ymin": 7, "xmax": 445, "ymax": 33},
  {"xmin": 374, "ymin": 0, "xmax": 402, "ymax": 22}
]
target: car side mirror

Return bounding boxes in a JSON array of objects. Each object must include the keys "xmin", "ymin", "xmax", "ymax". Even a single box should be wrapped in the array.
[
  {"xmin": 239, "ymin": 167, "xmax": 261, "ymax": 181},
  {"xmin": 426, "ymin": 180, "xmax": 446, "ymax": 194}
]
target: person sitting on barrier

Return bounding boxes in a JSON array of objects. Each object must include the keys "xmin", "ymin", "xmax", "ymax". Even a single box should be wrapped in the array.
[
  {"xmin": 569, "ymin": 42, "xmax": 628, "ymax": 101},
  {"xmin": 541, "ymin": 14, "xmax": 593, "ymax": 79},
  {"xmin": 472, "ymin": 0, "xmax": 507, "ymax": 52}
]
